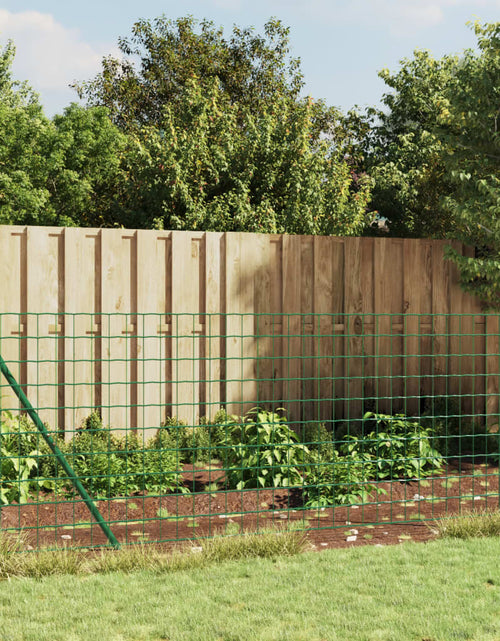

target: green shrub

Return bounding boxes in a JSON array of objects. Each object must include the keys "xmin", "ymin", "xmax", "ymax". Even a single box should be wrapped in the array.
[
  {"xmin": 422, "ymin": 397, "xmax": 498, "ymax": 461},
  {"xmin": 302, "ymin": 453, "xmax": 379, "ymax": 508},
  {"xmin": 298, "ymin": 422, "xmax": 334, "ymax": 462},
  {"xmin": 223, "ymin": 408, "xmax": 309, "ymax": 490},
  {"xmin": 50, "ymin": 414, "xmax": 185, "ymax": 499},
  {"xmin": 0, "ymin": 413, "xmax": 39, "ymax": 504},
  {"xmin": 0, "ymin": 412, "xmax": 57, "ymax": 504},
  {"xmin": 338, "ymin": 412, "xmax": 444, "ymax": 480},
  {"xmin": 155, "ymin": 417, "xmax": 213, "ymax": 464},
  {"xmin": 155, "ymin": 410, "xmax": 236, "ymax": 464}
]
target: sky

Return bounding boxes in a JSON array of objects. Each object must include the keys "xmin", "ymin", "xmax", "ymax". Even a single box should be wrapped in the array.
[{"xmin": 0, "ymin": 0, "xmax": 499, "ymax": 117}]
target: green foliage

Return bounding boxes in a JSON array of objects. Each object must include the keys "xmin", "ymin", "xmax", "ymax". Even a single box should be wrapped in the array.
[
  {"xmin": 73, "ymin": 16, "xmax": 304, "ymax": 130},
  {"xmin": 55, "ymin": 417, "xmax": 184, "ymax": 499},
  {"xmin": 155, "ymin": 417, "xmax": 215, "ymax": 464},
  {"xmin": 298, "ymin": 421, "xmax": 334, "ymax": 461},
  {"xmin": 339, "ymin": 412, "xmax": 444, "ymax": 480},
  {"xmin": 439, "ymin": 22, "xmax": 500, "ymax": 308},
  {"xmin": 116, "ymin": 77, "xmax": 371, "ymax": 234},
  {"xmin": 0, "ymin": 411, "xmax": 186, "ymax": 503},
  {"xmin": 223, "ymin": 408, "xmax": 309, "ymax": 490},
  {"xmin": 72, "ymin": 16, "xmax": 372, "ymax": 234},
  {"xmin": 0, "ymin": 411, "xmax": 40, "ymax": 504},
  {"xmin": 422, "ymin": 397, "xmax": 499, "ymax": 460},
  {"xmin": 363, "ymin": 21, "xmax": 500, "ymax": 307},
  {"xmin": 302, "ymin": 454, "xmax": 379, "ymax": 508},
  {"xmin": 302, "ymin": 412, "xmax": 443, "ymax": 508},
  {"xmin": 0, "ymin": 43, "xmax": 128, "ymax": 228},
  {"xmin": 0, "ymin": 411, "xmax": 58, "ymax": 505},
  {"xmin": 363, "ymin": 49, "xmax": 458, "ymax": 238}
]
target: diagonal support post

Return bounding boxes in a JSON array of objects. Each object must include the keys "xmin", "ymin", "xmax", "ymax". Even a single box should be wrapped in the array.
[{"xmin": 0, "ymin": 354, "xmax": 120, "ymax": 549}]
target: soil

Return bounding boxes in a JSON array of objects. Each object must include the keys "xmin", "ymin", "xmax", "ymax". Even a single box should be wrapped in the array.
[{"xmin": 1, "ymin": 459, "xmax": 498, "ymax": 552}]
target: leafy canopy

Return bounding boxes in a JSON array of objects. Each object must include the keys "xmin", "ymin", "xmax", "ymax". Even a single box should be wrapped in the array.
[
  {"xmin": 0, "ymin": 41, "xmax": 128, "ymax": 227},
  {"xmin": 74, "ymin": 15, "xmax": 372, "ymax": 234},
  {"xmin": 73, "ymin": 16, "xmax": 304, "ymax": 130},
  {"xmin": 440, "ymin": 21, "xmax": 500, "ymax": 307}
]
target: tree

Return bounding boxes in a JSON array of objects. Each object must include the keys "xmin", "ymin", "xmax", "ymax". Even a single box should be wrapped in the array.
[
  {"xmin": 48, "ymin": 104, "xmax": 128, "ymax": 228},
  {"xmin": 118, "ymin": 79, "xmax": 371, "ymax": 234},
  {"xmin": 0, "ymin": 40, "xmax": 128, "ymax": 227},
  {"xmin": 75, "ymin": 16, "xmax": 372, "ymax": 234},
  {"xmin": 73, "ymin": 16, "xmax": 304, "ymax": 131},
  {"xmin": 440, "ymin": 22, "xmax": 500, "ymax": 307},
  {"xmin": 0, "ymin": 41, "xmax": 54, "ymax": 225},
  {"xmin": 363, "ymin": 49, "xmax": 460, "ymax": 238}
]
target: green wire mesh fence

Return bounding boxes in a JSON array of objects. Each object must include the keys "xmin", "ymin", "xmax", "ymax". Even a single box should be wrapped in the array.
[{"xmin": 0, "ymin": 312, "xmax": 499, "ymax": 549}]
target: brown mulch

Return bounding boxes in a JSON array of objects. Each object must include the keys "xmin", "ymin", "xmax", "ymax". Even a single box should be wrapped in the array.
[{"xmin": 1, "ymin": 459, "xmax": 498, "ymax": 552}]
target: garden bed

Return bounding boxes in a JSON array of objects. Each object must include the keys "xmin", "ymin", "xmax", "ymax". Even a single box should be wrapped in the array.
[{"xmin": 1, "ymin": 459, "xmax": 498, "ymax": 551}]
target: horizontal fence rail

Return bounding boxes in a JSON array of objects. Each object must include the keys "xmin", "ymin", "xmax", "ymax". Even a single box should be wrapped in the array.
[{"xmin": 0, "ymin": 311, "xmax": 499, "ymax": 550}]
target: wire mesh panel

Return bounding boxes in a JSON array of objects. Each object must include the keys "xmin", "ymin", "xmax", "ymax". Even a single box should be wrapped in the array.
[{"xmin": 0, "ymin": 312, "xmax": 499, "ymax": 550}]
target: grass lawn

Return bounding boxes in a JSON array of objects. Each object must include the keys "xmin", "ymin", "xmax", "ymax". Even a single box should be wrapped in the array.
[{"xmin": 1, "ymin": 537, "xmax": 499, "ymax": 641}]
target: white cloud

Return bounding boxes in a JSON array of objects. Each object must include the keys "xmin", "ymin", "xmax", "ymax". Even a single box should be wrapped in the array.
[
  {"xmin": 0, "ymin": 10, "xmax": 116, "ymax": 114},
  {"xmin": 250, "ymin": 0, "xmax": 500, "ymax": 32}
]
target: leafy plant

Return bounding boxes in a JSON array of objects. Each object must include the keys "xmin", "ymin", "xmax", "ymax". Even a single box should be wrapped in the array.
[
  {"xmin": 155, "ymin": 417, "xmax": 215, "ymax": 464},
  {"xmin": 302, "ymin": 453, "xmax": 380, "ymax": 508},
  {"xmin": 50, "ymin": 414, "xmax": 186, "ymax": 499},
  {"xmin": 223, "ymin": 408, "xmax": 309, "ymax": 490},
  {"xmin": 338, "ymin": 412, "xmax": 444, "ymax": 480},
  {"xmin": 422, "ymin": 397, "xmax": 499, "ymax": 461},
  {"xmin": 0, "ymin": 411, "xmax": 48, "ymax": 505},
  {"xmin": 298, "ymin": 422, "xmax": 334, "ymax": 462}
]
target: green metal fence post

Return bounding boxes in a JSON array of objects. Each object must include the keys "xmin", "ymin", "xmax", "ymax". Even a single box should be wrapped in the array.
[{"xmin": 0, "ymin": 354, "xmax": 120, "ymax": 549}]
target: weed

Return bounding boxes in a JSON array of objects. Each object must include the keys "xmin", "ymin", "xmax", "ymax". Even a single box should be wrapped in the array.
[
  {"xmin": 433, "ymin": 511, "xmax": 500, "ymax": 539},
  {"xmin": 0, "ymin": 525, "xmax": 306, "ymax": 580}
]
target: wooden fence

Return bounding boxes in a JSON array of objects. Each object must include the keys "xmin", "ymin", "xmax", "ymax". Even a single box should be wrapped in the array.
[{"xmin": 0, "ymin": 225, "xmax": 498, "ymax": 433}]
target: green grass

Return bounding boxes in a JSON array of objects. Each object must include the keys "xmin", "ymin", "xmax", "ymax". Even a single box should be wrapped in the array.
[
  {"xmin": 1, "ymin": 538, "xmax": 500, "ymax": 640},
  {"xmin": 434, "ymin": 510, "xmax": 500, "ymax": 539}
]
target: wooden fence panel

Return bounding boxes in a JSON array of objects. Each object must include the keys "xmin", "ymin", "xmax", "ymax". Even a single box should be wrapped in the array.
[
  {"xmin": 203, "ymin": 232, "xmax": 224, "ymax": 420},
  {"xmin": 281, "ymin": 235, "xmax": 302, "ymax": 425},
  {"xmin": 0, "ymin": 225, "xmax": 498, "ymax": 432},
  {"xmin": 64, "ymin": 228, "xmax": 100, "ymax": 435},
  {"xmin": 100, "ymin": 230, "xmax": 136, "ymax": 430},
  {"xmin": 0, "ymin": 227, "xmax": 26, "ymax": 418},
  {"xmin": 26, "ymin": 228, "xmax": 63, "ymax": 429}
]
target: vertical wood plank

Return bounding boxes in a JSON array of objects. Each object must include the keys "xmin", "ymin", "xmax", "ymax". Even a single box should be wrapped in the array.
[
  {"xmin": 253, "ymin": 235, "xmax": 273, "ymax": 410},
  {"xmin": 254, "ymin": 236, "xmax": 282, "ymax": 412},
  {"xmin": 239, "ymin": 234, "xmax": 259, "ymax": 413},
  {"xmin": 25, "ymin": 228, "xmax": 63, "ymax": 429},
  {"xmin": 135, "ymin": 231, "xmax": 172, "ymax": 438},
  {"xmin": 63, "ymin": 228, "xmax": 100, "ymax": 436},
  {"xmin": 331, "ymin": 240, "xmax": 345, "ymax": 423},
  {"xmin": 431, "ymin": 241, "xmax": 450, "ymax": 410},
  {"xmin": 100, "ymin": 230, "xmax": 136, "ymax": 431},
  {"xmin": 403, "ymin": 240, "xmax": 432, "ymax": 416},
  {"xmin": 374, "ymin": 239, "xmax": 393, "ymax": 414},
  {"xmin": 300, "ymin": 237, "xmax": 315, "ymax": 422},
  {"xmin": 344, "ymin": 237, "xmax": 365, "ymax": 422},
  {"xmin": 0, "ymin": 227, "xmax": 26, "ymax": 417},
  {"xmin": 486, "ymin": 315, "xmax": 500, "ymax": 428},
  {"xmin": 171, "ymin": 232, "xmax": 201, "ymax": 426},
  {"xmin": 313, "ymin": 236, "xmax": 334, "ymax": 424},
  {"xmin": 204, "ymin": 232, "xmax": 223, "ymax": 420},
  {"xmin": 281, "ymin": 235, "xmax": 302, "ymax": 426},
  {"xmin": 225, "ymin": 233, "xmax": 242, "ymax": 416}
]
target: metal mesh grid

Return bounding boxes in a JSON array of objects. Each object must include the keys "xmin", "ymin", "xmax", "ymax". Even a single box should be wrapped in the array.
[{"xmin": 0, "ymin": 312, "xmax": 499, "ymax": 549}]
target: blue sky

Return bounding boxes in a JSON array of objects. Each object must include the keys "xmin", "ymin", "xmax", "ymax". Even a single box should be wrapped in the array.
[{"xmin": 0, "ymin": 0, "xmax": 499, "ymax": 116}]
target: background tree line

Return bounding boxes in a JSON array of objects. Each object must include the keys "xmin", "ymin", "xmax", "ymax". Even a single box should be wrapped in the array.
[{"xmin": 0, "ymin": 17, "xmax": 498, "ymax": 303}]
